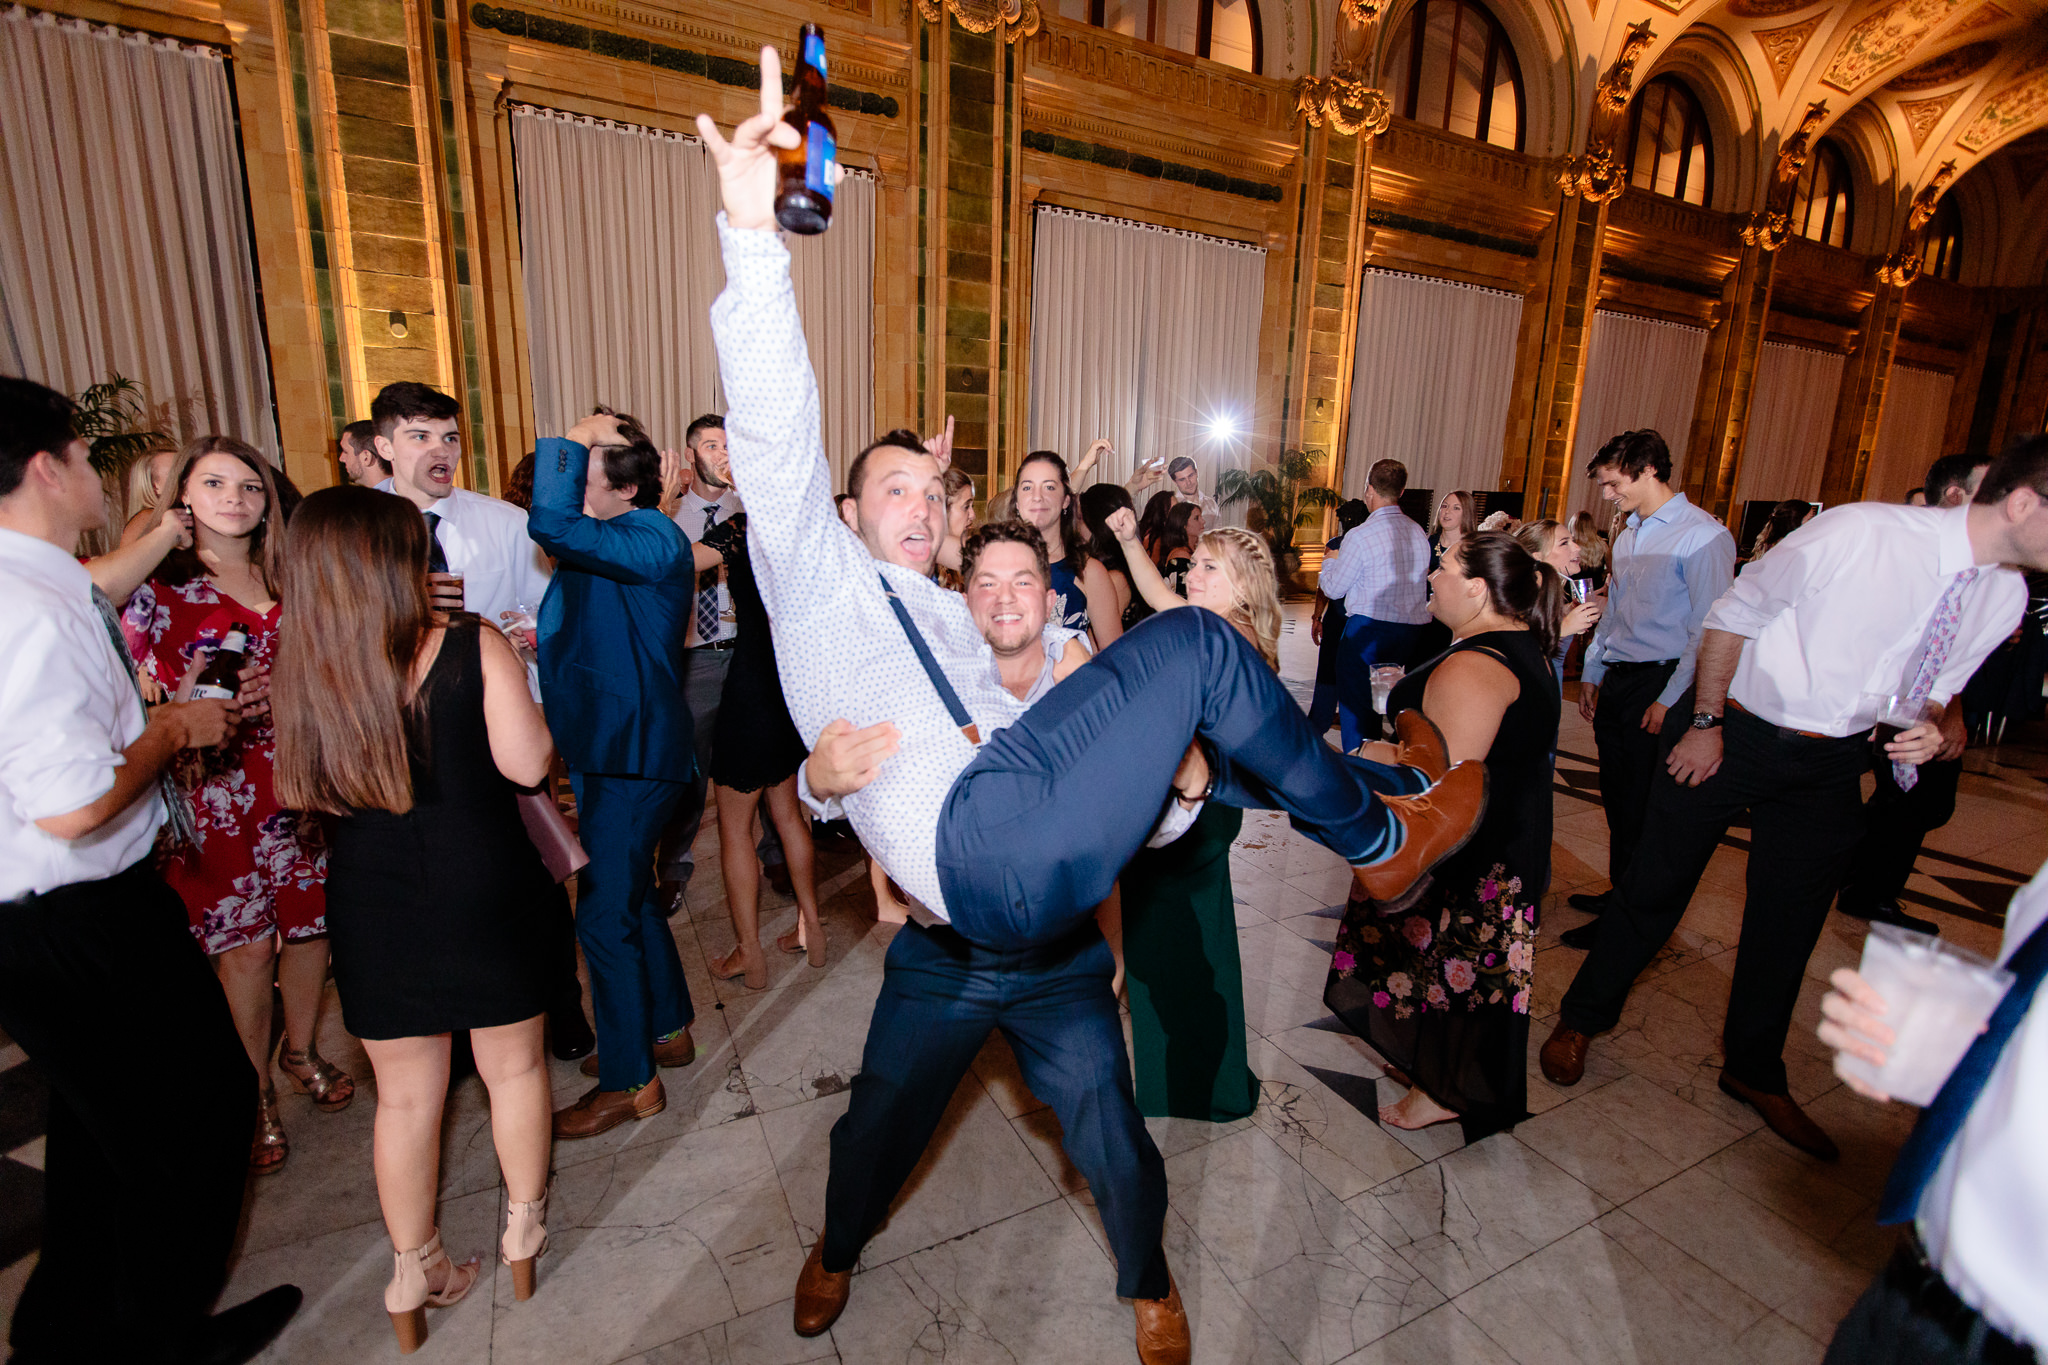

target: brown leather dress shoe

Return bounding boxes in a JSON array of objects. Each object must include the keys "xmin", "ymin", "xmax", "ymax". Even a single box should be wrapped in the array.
[
  {"xmin": 1539, "ymin": 1024, "xmax": 1591, "ymax": 1086},
  {"xmin": 578, "ymin": 1028, "xmax": 698, "ymax": 1079},
  {"xmin": 1718, "ymin": 1073, "xmax": 1839, "ymax": 1161},
  {"xmin": 551, "ymin": 1078, "xmax": 666, "ymax": 1139},
  {"xmin": 1133, "ymin": 1274, "xmax": 1191, "ymax": 1365},
  {"xmin": 1353, "ymin": 762, "xmax": 1487, "ymax": 906},
  {"xmin": 1391, "ymin": 708, "xmax": 1450, "ymax": 785},
  {"xmin": 792, "ymin": 1239, "xmax": 852, "ymax": 1337}
]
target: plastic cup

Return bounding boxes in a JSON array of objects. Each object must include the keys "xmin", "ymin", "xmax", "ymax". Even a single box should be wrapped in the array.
[
  {"xmin": 1370, "ymin": 664, "xmax": 1405, "ymax": 717},
  {"xmin": 1837, "ymin": 922, "xmax": 2013, "ymax": 1105}
]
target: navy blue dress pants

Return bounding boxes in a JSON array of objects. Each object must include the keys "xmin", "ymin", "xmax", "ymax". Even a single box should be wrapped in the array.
[
  {"xmin": 1335, "ymin": 616, "xmax": 1426, "ymax": 753},
  {"xmin": 937, "ymin": 607, "xmax": 1420, "ymax": 954},
  {"xmin": 570, "ymin": 771, "xmax": 695, "ymax": 1090},
  {"xmin": 822, "ymin": 921, "xmax": 1169, "ymax": 1298}
]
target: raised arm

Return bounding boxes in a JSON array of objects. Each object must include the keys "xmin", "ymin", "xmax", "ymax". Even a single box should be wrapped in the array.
[
  {"xmin": 1108, "ymin": 507, "xmax": 1184, "ymax": 614},
  {"xmin": 526, "ymin": 432, "xmax": 684, "ymax": 585}
]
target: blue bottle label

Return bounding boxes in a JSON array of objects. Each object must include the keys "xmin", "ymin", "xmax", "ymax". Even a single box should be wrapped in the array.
[
  {"xmin": 807, "ymin": 123, "xmax": 836, "ymax": 201},
  {"xmin": 803, "ymin": 31, "xmax": 827, "ymax": 82}
]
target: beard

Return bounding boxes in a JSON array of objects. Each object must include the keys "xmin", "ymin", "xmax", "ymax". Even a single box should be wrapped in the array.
[{"xmin": 693, "ymin": 454, "xmax": 730, "ymax": 490}]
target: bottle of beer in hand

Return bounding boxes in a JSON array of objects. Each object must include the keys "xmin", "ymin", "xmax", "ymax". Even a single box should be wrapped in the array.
[
  {"xmin": 774, "ymin": 25, "xmax": 836, "ymax": 235},
  {"xmin": 191, "ymin": 623, "xmax": 251, "ymax": 701}
]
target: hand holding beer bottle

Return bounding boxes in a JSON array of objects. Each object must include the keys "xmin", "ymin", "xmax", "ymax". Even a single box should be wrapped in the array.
[
  {"xmin": 698, "ymin": 38, "xmax": 842, "ymax": 235},
  {"xmin": 773, "ymin": 26, "xmax": 835, "ymax": 234}
]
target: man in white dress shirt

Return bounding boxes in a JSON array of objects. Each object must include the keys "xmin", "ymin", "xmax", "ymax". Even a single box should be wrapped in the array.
[
  {"xmin": 1543, "ymin": 443, "xmax": 2048, "ymax": 1162},
  {"xmin": 1317, "ymin": 458, "xmax": 1433, "ymax": 750},
  {"xmin": 0, "ymin": 377, "xmax": 301, "ymax": 1364},
  {"xmin": 697, "ymin": 62, "xmax": 1482, "ymax": 1362}
]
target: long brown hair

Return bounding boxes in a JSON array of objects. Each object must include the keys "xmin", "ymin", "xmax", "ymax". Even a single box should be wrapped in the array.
[
  {"xmin": 1014, "ymin": 451, "xmax": 1090, "ymax": 575},
  {"xmin": 148, "ymin": 436, "xmax": 287, "ymax": 592},
  {"xmin": 272, "ymin": 486, "xmax": 435, "ymax": 815}
]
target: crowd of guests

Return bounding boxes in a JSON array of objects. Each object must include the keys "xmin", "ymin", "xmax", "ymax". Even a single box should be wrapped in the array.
[{"xmin": 1, "ymin": 75, "xmax": 2044, "ymax": 1365}]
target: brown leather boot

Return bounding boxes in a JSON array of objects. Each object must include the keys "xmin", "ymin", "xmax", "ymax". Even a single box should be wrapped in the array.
[
  {"xmin": 1391, "ymin": 708, "xmax": 1450, "ymax": 785},
  {"xmin": 1353, "ymin": 762, "xmax": 1487, "ymax": 906},
  {"xmin": 1718, "ymin": 1073, "xmax": 1840, "ymax": 1161},
  {"xmin": 1133, "ymin": 1273, "xmax": 1191, "ymax": 1365},
  {"xmin": 1538, "ymin": 1024, "xmax": 1591, "ymax": 1085},
  {"xmin": 551, "ymin": 1078, "xmax": 666, "ymax": 1140},
  {"xmin": 578, "ymin": 1027, "xmax": 698, "ymax": 1079},
  {"xmin": 792, "ymin": 1238, "xmax": 852, "ymax": 1337}
]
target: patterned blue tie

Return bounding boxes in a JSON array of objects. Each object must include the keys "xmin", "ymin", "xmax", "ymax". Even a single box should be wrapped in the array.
[
  {"xmin": 695, "ymin": 506, "xmax": 721, "ymax": 642},
  {"xmin": 1877, "ymin": 915, "xmax": 2048, "ymax": 1224}
]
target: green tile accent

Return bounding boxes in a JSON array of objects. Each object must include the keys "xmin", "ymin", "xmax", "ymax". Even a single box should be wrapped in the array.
[
  {"xmin": 281, "ymin": 0, "xmax": 347, "ymax": 425},
  {"xmin": 432, "ymin": 0, "xmax": 491, "ymax": 490},
  {"xmin": 328, "ymin": 34, "xmax": 411, "ymax": 85},
  {"xmin": 1019, "ymin": 128, "xmax": 1285, "ymax": 203},
  {"xmin": 339, "ymin": 114, "xmax": 420, "ymax": 162}
]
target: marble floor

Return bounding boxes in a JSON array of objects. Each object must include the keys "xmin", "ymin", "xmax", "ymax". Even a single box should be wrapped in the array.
[{"xmin": 4, "ymin": 605, "xmax": 2045, "ymax": 1364}]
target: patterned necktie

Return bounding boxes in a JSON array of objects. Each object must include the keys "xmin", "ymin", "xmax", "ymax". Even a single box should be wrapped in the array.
[
  {"xmin": 423, "ymin": 510, "xmax": 449, "ymax": 574},
  {"xmin": 695, "ymin": 505, "xmax": 721, "ymax": 643},
  {"xmin": 1877, "ymin": 915, "xmax": 2048, "ymax": 1224},
  {"xmin": 1893, "ymin": 568, "xmax": 1979, "ymax": 791},
  {"xmin": 89, "ymin": 586, "xmax": 198, "ymax": 846}
]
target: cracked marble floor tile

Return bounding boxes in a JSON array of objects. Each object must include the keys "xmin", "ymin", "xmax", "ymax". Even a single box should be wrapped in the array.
[
  {"xmin": 719, "ymin": 950, "xmax": 890, "ymax": 1115},
  {"xmin": 618, "ymin": 1294, "xmax": 840, "ymax": 1364},
  {"xmin": 1245, "ymin": 1034, "xmax": 1422, "ymax": 1200},
  {"xmin": 545, "ymin": 997, "xmax": 758, "ymax": 1176},
  {"xmin": 1330, "ymin": 1301, "xmax": 1517, "ymax": 1365},
  {"xmin": 1513, "ymin": 1073, "xmax": 1745, "ymax": 1204}
]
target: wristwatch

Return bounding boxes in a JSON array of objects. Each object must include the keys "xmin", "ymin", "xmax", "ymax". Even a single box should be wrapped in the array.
[{"xmin": 1689, "ymin": 712, "xmax": 1723, "ymax": 731}]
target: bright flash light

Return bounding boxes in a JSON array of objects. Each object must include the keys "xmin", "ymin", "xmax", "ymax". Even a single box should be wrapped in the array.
[{"xmin": 1207, "ymin": 414, "xmax": 1238, "ymax": 442}]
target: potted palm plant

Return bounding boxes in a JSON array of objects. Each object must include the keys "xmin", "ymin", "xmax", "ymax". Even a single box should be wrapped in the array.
[
  {"xmin": 72, "ymin": 375, "xmax": 171, "ymax": 555},
  {"xmin": 1217, "ymin": 447, "xmax": 1341, "ymax": 593}
]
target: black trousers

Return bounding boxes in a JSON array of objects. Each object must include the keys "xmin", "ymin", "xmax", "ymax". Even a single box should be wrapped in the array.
[
  {"xmin": 1589, "ymin": 660, "xmax": 1679, "ymax": 890},
  {"xmin": 0, "ymin": 862, "xmax": 254, "ymax": 1362},
  {"xmin": 1825, "ymin": 1241, "xmax": 2039, "ymax": 1365},
  {"xmin": 1559, "ymin": 706, "xmax": 1868, "ymax": 1093},
  {"xmin": 1839, "ymin": 751, "xmax": 1963, "ymax": 914}
]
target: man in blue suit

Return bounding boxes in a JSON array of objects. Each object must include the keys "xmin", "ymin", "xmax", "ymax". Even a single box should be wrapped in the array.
[{"xmin": 529, "ymin": 411, "xmax": 700, "ymax": 1138}]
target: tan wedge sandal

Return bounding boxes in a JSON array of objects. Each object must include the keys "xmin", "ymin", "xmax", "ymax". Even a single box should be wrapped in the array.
[
  {"xmin": 385, "ymin": 1229, "xmax": 480, "ymax": 1354},
  {"xmin": 502, "ymin": 1194, "xmax": 549, "ymax": 1302},
  {"xmin": 278, "ymin": 1040, "xmax": 355, "ymax": 1112},
  {"xmin": 251, "ymin": 1084, "xmax": 288, "ymax": 1175}
]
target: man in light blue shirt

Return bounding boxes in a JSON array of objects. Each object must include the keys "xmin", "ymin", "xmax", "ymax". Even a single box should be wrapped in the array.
[
  {"xmin": 1565, "ymin": 430, "xmax": 1734, "ymax": 945},
  {"xmin": 1318, "ymin": 459, "xmax": 1433, "ymax": 751}
]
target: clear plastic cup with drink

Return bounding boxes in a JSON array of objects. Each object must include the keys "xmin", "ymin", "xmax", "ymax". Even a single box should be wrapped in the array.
[
  {"xmin": 1836, "ymin": 922, "xmax": 2013, "ymax": 1104},
  {"xmin": 1370, "ymin": 664, "xmax": 1405, "ymax": 722}
]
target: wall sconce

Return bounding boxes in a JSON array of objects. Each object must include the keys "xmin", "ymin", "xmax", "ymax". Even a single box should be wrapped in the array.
[{"xmin": 389, "ymin": 310, "xmax": 409, "ymax": 338}]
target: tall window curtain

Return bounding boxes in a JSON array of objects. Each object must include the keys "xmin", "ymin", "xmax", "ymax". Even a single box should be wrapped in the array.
[
  {"xmin": 1864, "ymin": 365, "xmax": 1956, "ymax": 504},
  {"xmin": 1734, "ymin": 341, "xmax": 1847, "ymax": 506},
  {"xmin": 1570, "ymin": 311, "xmax": 1707, "ymax": 521},
  {"xmin": 512, "ymin": 106, "xmax": 876, "ymax": 486},
  {"xmin": 1344, "ymin": 269, "xmax": 1522, "ymax": 500},
  {"xmin": 0, "ymin": 8, "xmax": 277, "ymax": 457},
  {"xmin": 1027, "ymin": 206, "xmax": 1265, "ymax": 510}
]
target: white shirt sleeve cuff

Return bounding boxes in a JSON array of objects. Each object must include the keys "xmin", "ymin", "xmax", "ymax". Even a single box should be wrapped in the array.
[
  {"xmin": 1145, "ymin": 797, "xmax": 1203, "ymax": 848},
  {"xmin": 796, "ymin": 762, "xmax": 846, "ymax": 821}
]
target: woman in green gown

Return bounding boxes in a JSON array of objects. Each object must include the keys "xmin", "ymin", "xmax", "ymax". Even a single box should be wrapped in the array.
[{"xmin": 1109, "ymin": 514, "xmax": 1283, "ymax": 1120}]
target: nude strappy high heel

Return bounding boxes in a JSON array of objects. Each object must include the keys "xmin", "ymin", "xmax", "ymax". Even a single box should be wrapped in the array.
[
  {"xmin": 502, "ymin": 1194, "xmax": 549, "ymax": 1302},
  {"xmin": 385, "ymin": 1228, "xmax": 480, "ymax": 1353}
]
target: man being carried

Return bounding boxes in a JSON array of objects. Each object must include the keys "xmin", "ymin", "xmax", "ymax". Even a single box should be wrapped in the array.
[{"xmin": 698, "ymin": 59, "xmax": 1484, "ymax": 1362}]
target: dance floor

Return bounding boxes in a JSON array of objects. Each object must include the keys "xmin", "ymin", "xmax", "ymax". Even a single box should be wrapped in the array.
[{"xmin": 3, "ymin": 603, "xmax": 2043, "ymax": 1363}]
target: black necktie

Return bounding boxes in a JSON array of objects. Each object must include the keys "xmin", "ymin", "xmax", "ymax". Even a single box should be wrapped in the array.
[
  {"xmin": 423, "ymin": 511, "xmax": 449, "ymax": 574},
  {"xmin": 89, "ymin": 586, "xmax": 198, "ymax": 846},
  {"xmin": 696, "ymin": 506, "xmax": 721, "ymax": 642}
]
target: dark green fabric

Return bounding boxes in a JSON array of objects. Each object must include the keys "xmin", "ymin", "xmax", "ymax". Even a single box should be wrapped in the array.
[{"xmin": 1121, "ymin": 802, "xmax": 1258, "ymax": 1121}]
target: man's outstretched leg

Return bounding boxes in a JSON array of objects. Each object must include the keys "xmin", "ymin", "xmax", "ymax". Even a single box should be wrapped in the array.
[{"xmin": 937, "ymin": 607, "xmax": 1485, "ymax": 951}]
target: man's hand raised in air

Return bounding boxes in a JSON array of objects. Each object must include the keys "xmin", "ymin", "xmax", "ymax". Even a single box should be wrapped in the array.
[{"xmin": 697, "ymin": 50, "xmax": 802, "ymax": 232}]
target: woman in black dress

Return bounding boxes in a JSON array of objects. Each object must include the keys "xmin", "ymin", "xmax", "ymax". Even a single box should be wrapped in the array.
[
  {"xmin": 695, "ymin": 512, "xmax": 824, "ymax": 989},
  {"xmin": 1325, "ymin": 531, "xmax": 1562, "ymax": 1141},
  {"xmin": 273, "ymin": 488, "xmax": 557, "ymax": 1351}
]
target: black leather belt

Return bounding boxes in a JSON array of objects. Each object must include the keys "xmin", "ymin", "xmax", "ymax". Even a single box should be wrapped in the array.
[
  {"xmin": 1887, "ymin": 1236, "xmax": 2037, "ymax": 1364},
  {"xmin": 1602, "ymin": 658, "xmax": 1677, "ymax": 673},
  {"xmin": 691, "ymin": 638, "xmax": 738, "ymax": 652}
]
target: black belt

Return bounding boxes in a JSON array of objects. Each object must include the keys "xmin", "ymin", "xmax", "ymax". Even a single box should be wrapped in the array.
[
  {"xmin": 691, "ymin": 638, "xmax": 738, "ymax": 652},
  {"xmin": 1725, "ymin": 699, "xmax": 1870, "ymax": 744},
  {"xmin": 1886, "ymin": 1236, "xmax": 2037, "ymax": 1364},
  {"xmin": 1602, "ymin": 658, "xmax": 1678, "ymax": 674}
]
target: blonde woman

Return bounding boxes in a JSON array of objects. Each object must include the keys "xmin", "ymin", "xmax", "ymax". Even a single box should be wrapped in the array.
[
  {"xmin": 1106, "ymin": 512, "xmax": 1274, "ymax": 1118},
  {"xmin": 1514, "ymin": 518, "xmax": 1604, "ymax": 682},
  {"xmin": 118, "ymin": 442, "xmax": 180, "ymax": 546}
]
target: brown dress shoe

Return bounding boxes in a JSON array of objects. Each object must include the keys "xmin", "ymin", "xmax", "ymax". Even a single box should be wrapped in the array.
[
  {"xmin": 1391, "ymin": 708, "xmax": 1450, "ymax": 785},
  {"xmin": 1539, "ymin": 1024, "xmax": 1591, "ymax": 1085},
  {"xmin": 578, "ymin": 1028, "xmax": 699, "ymax": 1079},
  {"xmin": 1718, "ymin": 1073, "xmax": 1839, "ymax": 1161},
  {"xmin": 1133, "ymin": 1274, "xmax": 1191, "ymax": 1365},
  {"xmin": 551, "ymin": 1078, "xmax": 666, "ymax": 1139},
  {"xmin": 792, "ymin": 1238, "xmax": 851, "ymax": 1337},
  {"xmin": 1353, "ymin": 762, "xmax": 1488, "ymax": 905}
]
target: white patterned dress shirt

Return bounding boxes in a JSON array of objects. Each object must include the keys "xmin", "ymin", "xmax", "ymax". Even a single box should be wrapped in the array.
[
  {"xmin": 374, "ymin": 480, "xmax": 552, "ymax": 624},
  {"xmin": 1317, "ymin": 504, "xmax": 1431, "ymax": 624}
]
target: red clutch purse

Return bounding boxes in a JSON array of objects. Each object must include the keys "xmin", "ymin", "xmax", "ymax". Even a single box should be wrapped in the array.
[{"xmin": 517, "ymin": 789, "xmax": 589, "ymax": 884}]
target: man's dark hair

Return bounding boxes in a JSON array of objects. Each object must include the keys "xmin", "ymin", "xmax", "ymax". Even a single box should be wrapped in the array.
[
  {"xmin": 370, "ymin": 382, "xmax": 461, "ymax": 443},
  {"xmin": 1366, "ymin": 459, "xmax": 1407, "ymax": 501},
  {"xmin": 961, "ymin": 518, "xmax": 1050, "ymax": 585},
  {"xmin": 0, "ymin": 377, "xmax": 81, "ymax": 499},
  {"xmin": 341, "ymin": 419, "xmax": 377, "ymax": 450},
  {"xmin": 686, "ymin": 413, "xmax": 724, "ymax": 445},
  {"xmin": 593, "ymin": 412, "xmax": 662, "ymax": 510},
  {"xmin": 1335, "ymin": 498, "xmax": 1370, "ymax": 531},
  {"xmin": 847, "ymin": 428, "xmax": 928, "ymax": 500},
  {"xmin": 1167, "ymin": 456, "xmax": 1197, "ymax": 480},
  {"xmin": 1925, "ymin": 452, "xmax": 1990, "ymax": 506},
  {"xmin": 1973, "ymin": 435, "xmax": 2048, "ymax": 507},
  {"xmin": 1587, "ymin": 429, "xmax": 1672, "ymax": 483}
]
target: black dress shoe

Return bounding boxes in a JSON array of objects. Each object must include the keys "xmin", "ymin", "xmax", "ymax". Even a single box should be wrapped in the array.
[
  {"xmin": 1566, "ymin": 890, "xmax": 1612, "ymax": 915},
  {"xmin": 764, "ymin": 861, "xmax": 795, "ymax": 897},
  {"xmin": 1559, "ymin": 920, "xmax": 1601, "ymax": 950},
  {"xmin": 177, "ymin": 1285, "xmax": 302, "ymax": 1365},
  {"xmin": 550, "ymin": 1005, "xmax": 596, "ymax": 1061},
  {"xmin": 657, "ymin": 874, "xmax": 691, "ymax": 918},
  {"xmin": 1845, "ymin": 901, "xmax": 1941, "ymax": 937}
]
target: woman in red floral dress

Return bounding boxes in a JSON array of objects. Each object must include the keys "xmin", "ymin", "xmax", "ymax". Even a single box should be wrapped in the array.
[{"xmin": 121, "ymin": 436, "xmax": 353, "ymax": 1173}]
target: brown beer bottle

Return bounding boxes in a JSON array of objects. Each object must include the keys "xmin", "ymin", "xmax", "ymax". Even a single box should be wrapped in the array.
[
  {"xmin": 191, "ymin": 623, "xmax": 251, "ymax": 701},
  {"xmin": 773, "ymin": 25, "xmax": 835, "ymax": 235}
]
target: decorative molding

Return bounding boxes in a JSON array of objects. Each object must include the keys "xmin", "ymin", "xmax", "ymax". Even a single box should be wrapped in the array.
[
  {"xmin": 1557, "ymin": 150, "xmax": 1625, "ymax": 200},
  {"xmin": 1727, "ymin": 0, "xmax": 1820, "ymax": 16},
  {"xmin": 1561, "ymin": 20, "xmax": 1652, "ymax": 202},
  {"xmin": 1363, "ymin": 206, "xmax": 1537, "ymax": 258},
  {"xmin": 1026, "ymin": 23, "xmax": 1282, "ymax": 128},
  {"xmin": 1950, "ymin": 2, "xmax": 2008, "ymax": 33},
  {"xmin": 1377, "ymin": 120, "xmax": 1532, "ymax": 191},
  {"xmin": 1820, "ymin": 0, "xmax": 1968, "ymax": 92},
  {"xmin": 1608, "ymin": 187, "xmax": 1731, "ymax": 242},
  {"xmin": 1600, "ymin": 256, "xmax": 1723, "ymax": 298},
  {"xmin": 1295, "ymin": 70, "xmax": 1390, "ymax": 136},
  {"xmin": 466, "ymin": 5, "xmax": 902, "ymax": 116},
  {"xmin": 1887, "ymin": 38, "xmax": 2001, "ymax": 88},
  {"xmin": 1899, "ymin": 90, "xmax": 1965, "ymax": 148},
  {"xmin": 1956, "ymin": 63, "xmax": 2048, "ymax": 150},
  {"xmin": 1772, "ymin": 100, "xmax": 1829, "ymax": 194},
  {"xmin": 1742, "ymin": 210, "xmax": 1792, "ymax": 250},
  {"xmin": 1024, "ymin": 104, "xmax": 1290, "ymax": 173},
  {"xmin": 1756, "ymin": 16, "xmax": 1825, "ymax": 91},
  {"xmin": 1909, "ymin": 160, "xmax": 1959, "ymax": 225},
  {"xmin": 1877, "ymin": 249, "xmax": 1924, "ymax": 284},
  {"xmin": 914, "ymin": 0, "xmax": 1039, "ymax": 42},
  {"xmin": 1019, "ymin": 127, "xmax": 1286, "ymax": 200}
]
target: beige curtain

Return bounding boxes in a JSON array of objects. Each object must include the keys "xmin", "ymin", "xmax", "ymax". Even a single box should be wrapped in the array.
[
  {"xmin": 0, "ymin": 7, "xmax": 276, "ymax": 457},
  {"xmin": 1734, "ymin": 341, "xmax": 1846, "ymax": 507},
  {"xmin": 1027, "ymin": 205, "xmax": 1265, "ymax": 515},
  {"xmin": 1569, "ymin": 311, "xmax": 1707, "ymax": 521},
  {"xmin": 1864, "ymin": 364, "xmax": 1956, "ymax": 504},
  {"xmin": 511, "ymin": 105, "xmax": 875, "ymax": 487}
]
